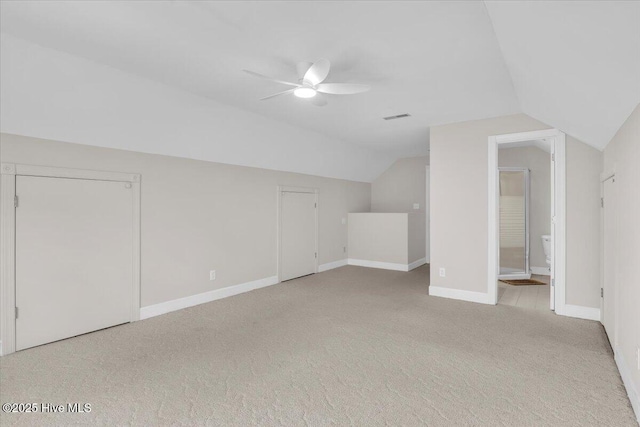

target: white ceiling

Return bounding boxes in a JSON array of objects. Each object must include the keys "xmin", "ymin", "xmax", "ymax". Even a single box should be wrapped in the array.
[
  {"xmin": 485, "ymin": 0, "xmax": 640, "ymax": 150},
  {"xmin": 0, "ymin": 1, "xmax": 638, "ymax": 157}
]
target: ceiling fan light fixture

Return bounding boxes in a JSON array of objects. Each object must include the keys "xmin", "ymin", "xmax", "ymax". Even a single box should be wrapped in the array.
[
  {"xmin": 294, "ymin": 87, "xmax": 317, "ymax": 98},
  {"xmin": 245, "ymin": 59, "xmax": 369, "ymax": 106}
]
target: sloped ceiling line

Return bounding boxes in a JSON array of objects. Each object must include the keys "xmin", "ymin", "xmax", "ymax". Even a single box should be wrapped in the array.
[
  {"xmin": 484, "ymin": 0, "xmax": 640, "ymax": 150},
  {"xmin": 1, "ymin": 0, "xmax": 638, "ymax": 164}
]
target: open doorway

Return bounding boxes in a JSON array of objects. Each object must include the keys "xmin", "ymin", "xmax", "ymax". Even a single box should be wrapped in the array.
[{"xmin": 488, "ymin": 130, "xmax": 566, "ymax": 314}]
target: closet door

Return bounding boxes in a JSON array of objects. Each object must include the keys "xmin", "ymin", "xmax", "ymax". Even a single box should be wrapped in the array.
[
  {"xmin": 280, "ymin": 191, "xmax": 317, "ymax": 282},
  {"xmin": 15, "ymin": 175, "xmax": 134, "ymax": 350}
]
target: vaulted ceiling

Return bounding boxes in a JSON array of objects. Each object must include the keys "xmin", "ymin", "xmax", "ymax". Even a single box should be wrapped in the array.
[{"xmin": 1, "ymin": 1, "xmax": 638, "ymax": 157}]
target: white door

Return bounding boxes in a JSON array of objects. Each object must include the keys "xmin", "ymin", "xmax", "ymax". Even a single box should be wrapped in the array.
[
  {"xmin": 16, "ymin": 176, "xmax": 134, "ymax": 351},
  {"xmin": 602, "ymin": 176, "xmax": 616, "ymax": 344},
  {"xmin": 280, "ymin": 191, "xmax": 317, "ymax": 281}
]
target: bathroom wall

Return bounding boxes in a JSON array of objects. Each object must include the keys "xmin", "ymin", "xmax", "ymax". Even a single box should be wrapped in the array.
[{"xmin": 499, "ymin": 146, "xmax": 551, "ymax": 272}]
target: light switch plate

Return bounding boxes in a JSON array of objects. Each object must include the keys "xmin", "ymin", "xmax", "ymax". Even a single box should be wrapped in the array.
[
  {"xmin": 413, "ymin": 203, "xmax": 420, "ymax": 210},
  {"xmin": 341, "ymin": 218, "xmax": 346, "ymax": 225}
]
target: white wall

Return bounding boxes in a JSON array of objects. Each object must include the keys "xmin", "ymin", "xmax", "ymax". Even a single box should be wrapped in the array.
[
  {"xmin": 1, "ymin": 133, "xmax": 370, "ymax": 310},
  {"xmin": 430, "ymin": 114, "xmax": 602, "ymax": 309},
  {"xmin": 499, "ymin": 146, "xmax": 551, "ymax": 270},
  {"xmin": 0, "ymin": 34, "xmax": 393, "ymax": 183},
  {"xmin": 603, "ymin": 103, "xmax": 640, "ymax": 419},
  {"xmin": 371, "ymin": 156, "xmax": 429, "ymax": 262}
]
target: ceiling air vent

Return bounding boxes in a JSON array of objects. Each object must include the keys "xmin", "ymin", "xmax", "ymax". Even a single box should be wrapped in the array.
[{"xmin": 383, "ymin": 113, "xmax": 411, "ymax": 121}]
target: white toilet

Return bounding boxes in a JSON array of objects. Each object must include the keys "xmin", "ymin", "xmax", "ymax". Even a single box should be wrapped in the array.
[{"xmin": 541, "ymin": 235, "xmax": 552, "ymax": 268}]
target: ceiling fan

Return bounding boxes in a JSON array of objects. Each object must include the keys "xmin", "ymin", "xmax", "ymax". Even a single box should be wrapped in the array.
[{"xmin": 243, "ymin": 59, "xmax": 370, "ymax": 106}]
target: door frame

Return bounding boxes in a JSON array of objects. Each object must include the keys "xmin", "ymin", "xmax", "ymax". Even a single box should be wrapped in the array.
[
  {"xmin": 425, "ymin": 165, "xmax": 430, "ymax": 264},
  {"xmin": 0, "ymin": 163, "xmax": 141, "ymax": 356},
  {"xmin": 600, "ymin": 170, "xmax": 616, "ymax": 344},
  {"xmin": 487, "ymin": 129, "xmax": 566, "ymax": 314},
  {"xmin": 276, "ymin": 185, "xmax": 318, "ymax": 283}
]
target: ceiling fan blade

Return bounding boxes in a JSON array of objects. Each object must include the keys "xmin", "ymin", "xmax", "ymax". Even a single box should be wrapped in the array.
[
  {"xmin": 243, "ymin": 70, "xmax": 300, "ymax": 87},
  {"xmin": 260, "ymin": 88, "xmax": 295, "ymax": 100},
  {"xmin": 303, "ymin": 59, "xmax": 330, "ymax": 86},
  {"xmin": 316, "ymin": 83, "xmax": 370, "ymax": 95},
  {"xmin": 296, "ymin": 62, "xmax": 313, "ymax": 80},
  {"xmin": 310, "ymin": 93, "xmax": 328, "ymax": 107}
]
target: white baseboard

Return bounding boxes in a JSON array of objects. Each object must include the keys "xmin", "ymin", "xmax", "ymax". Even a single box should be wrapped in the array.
[
  {"xmin": 561, "ymin": 304, "xmax": 600, "ymax": 321},
  {"xmin": 428, "ymin": 286, "xmax": 492, "ymax": 305},
  {"xmin": 140, "ymin": 276, "xmax": 279, "ymax": 320},
  {"xmin": 318, "ymin": 259, "xmax": 348, "ymax": 272},
  {"xmin": 408, "ymin": 258, "xmax": 427, "ymax": 271},
  {"xmin": 531, "ymin": 266, "xmax": 551, "ymax": 276},
  {"xmin": 348, "ymin": 258, "xmax": 407, "ymax": 271},
  {"xmin": 615, "ymin": 347, "xmax": 640, "ymax": 423},
  {"xmin": 347, "ymin": 258, "xmax": 423, "ymax": 272}
]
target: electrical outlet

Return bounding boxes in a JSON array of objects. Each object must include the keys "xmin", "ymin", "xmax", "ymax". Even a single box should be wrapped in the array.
[
  {"xmin": 209, "ymin": 270, "xmax": 216, "ymax": 281},
  {"xmin": 439, "ymin": 268, "xmax": 446, "ymax": 277},
  {"xmin": 413, "ymin": 203, "xmax": 420, "ymax": 210}
]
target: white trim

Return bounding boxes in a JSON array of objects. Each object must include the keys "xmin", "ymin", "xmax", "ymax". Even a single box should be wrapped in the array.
[
  {"xmin": 0, "ymin": 163, "xmax": 141, "ymax": 356},
  {"xmin": 347, "ymin": 258, "xmax": 409, "ymax": 271},
  {"xmin": 140, "ymin": 276, "xmax": 279, "ymax": 320},
  {"xmin": 615, "ymin": 347, "xmax": 640, "ymax": 423},
  {"xmin": 487, "ymin": 130, "xmax": 566, "ymax": 315},
  {"xmin": 408, "ymin": 257, "xmax": 427, "ymax": 271},
  {"xmin": 348, "ymin": 257, "xmax": 426, "ymax": 272},
  {"xmin": 348, "ymin": 258, "xmax": 407, "ymax": 271},
  {"xmin": 278, "ymin": 185, "xmax": 317, "ymax": 194},
  {"xmin": 12, "ymin": 164, "xmax": 138, "ymax": 183},
  {"xmin": 318, "ymin": 259, "xmax": 348, "ymax": 272},
  {"xmin": 131, "ymin": 178, "xmax": 141, "ymax": 321},
  {"xmin": 531, "ymin": 266, "xmax": 551, "ymax": 276},
  {"xmin": 554, "ymin": 133, "xmax": 567, "ymax": 314},
  {"xmin": 599, "ymin": 171, "xmax": 616, "ymax": 334},
  {"xmin": 277, "ymin": 186, "xmax": 319, "ymax": 282},
  {"xmin": 428, "ymin": 286, "xmax": 492, "ymax": 305},
  {"xmin": 0, "ymin": 166, "xmax": 17, "ymax": 356},
  {"xmin": 425, "ymin": 165, "xmax": 430, "ymax": 263},
  {"xmin": 561, "ymin": 304, "xmax": 601, "ymax": 321},
  {"xmin": 487, "ymin": 136, "xmax": 499, "ymax": 305},
  {"xmin": 494, "ymin": 129, "xmax": 562, "ymax": 143}
]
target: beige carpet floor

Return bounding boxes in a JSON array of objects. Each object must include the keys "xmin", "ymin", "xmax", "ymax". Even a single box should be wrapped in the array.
[{"xmin": 0, "ymin": 265, "xmax": 636, "ymax": 426}]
